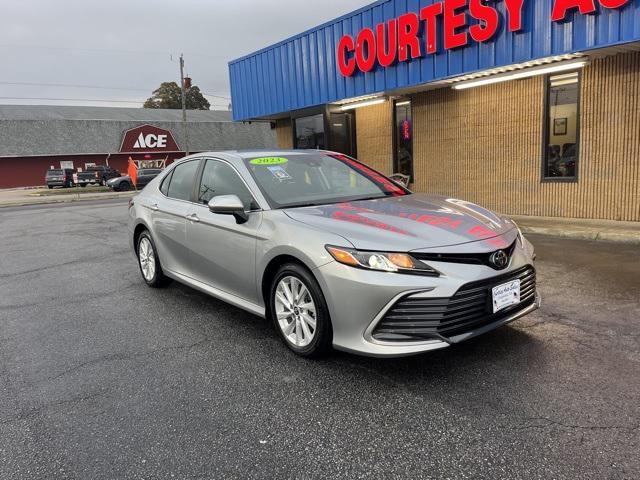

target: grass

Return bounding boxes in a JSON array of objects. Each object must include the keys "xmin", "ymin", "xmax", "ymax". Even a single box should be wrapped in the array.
[{"xmin": 31, "ymin": 186, "xmax": 114, "ymax": 196}]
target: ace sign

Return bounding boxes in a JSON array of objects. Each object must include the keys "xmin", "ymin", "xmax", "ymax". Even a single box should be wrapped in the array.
[{"xmin": 120, "ymin": 125, "xmax": 179, "ymax": 153}]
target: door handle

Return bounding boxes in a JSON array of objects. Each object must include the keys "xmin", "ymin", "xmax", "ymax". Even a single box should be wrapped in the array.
[
  {"xmin": 148, "ymin": 203, "xmax": 159, "ymax": 211},
  {"xmin": 186, "ymin": 213, "xmax": 200, "ymax": 223}
]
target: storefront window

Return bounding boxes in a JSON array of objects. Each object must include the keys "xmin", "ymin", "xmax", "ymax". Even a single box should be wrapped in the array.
[
  {"xmin": 328, "ymin": 112, "xmax": 356, "ymax": 157},
  {"xmin": 543, "ymin": 72, "xmax": 580, "ymax": 180},
  {"xmin": 295, "ymin": 114, "xmax": 325, "ymax": 149},
  {"xmin": 394, "ymin": 100, "xmax": 413, "ymax": 181}
]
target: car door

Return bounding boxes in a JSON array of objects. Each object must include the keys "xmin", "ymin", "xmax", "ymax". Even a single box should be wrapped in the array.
[
  {"xmin": 149, "ymin": 159, "xmax": 201, "ymax": 277},
  {"xmin": 185, "ymin": 158, "xmax": 262, "ymax": 303}
]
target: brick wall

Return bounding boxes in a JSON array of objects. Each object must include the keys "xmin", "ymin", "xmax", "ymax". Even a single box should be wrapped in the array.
[
  {"xmin": 412, "ymin": 51, "xmax": 640, "ymax": 222},
  {"xmin": 355, "ymin": 102, "xmax": 393, "ymax": 175},
  {"xmin": 275, "ymin": 119, "xmax": 293, "ymax": 149}
]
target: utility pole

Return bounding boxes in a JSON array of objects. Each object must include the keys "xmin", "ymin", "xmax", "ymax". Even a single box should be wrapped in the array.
[{"xmin": 179, "ymin": 53, "xmax": 190, "ymax": 155}]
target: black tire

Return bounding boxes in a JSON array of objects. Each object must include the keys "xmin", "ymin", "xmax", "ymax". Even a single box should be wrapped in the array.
[
  {"xmin": 119, "ymin": 181, "xmax": 131, "ymax": 192},
  {"xmin": 269, "ymin": 263, "xmax": 332, "ymax": 358},
  {"xmin": 80, "ymin": 184, "xmax": 87, "ymax": 188},
  {"xmin": 47, "ymin": 185, "xmax": 53, "ymax": 189},
  {"xmin": 136, "ymin": 231, "xmax": 172, "ymax": 288}
]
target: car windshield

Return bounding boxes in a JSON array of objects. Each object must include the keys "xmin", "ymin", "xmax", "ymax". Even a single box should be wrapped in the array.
[
  {"xmin": 46, "ymin": 170, "xmax": 64, "ymax": 176},
  {"xmin": 243, "ymin": 152, "xmax": 409, "ymax": 208}
]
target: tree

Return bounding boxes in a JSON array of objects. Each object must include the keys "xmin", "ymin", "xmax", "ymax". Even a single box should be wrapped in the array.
[{"xmin": 143, "ymin": 81, "xmax": 210, "ymax": 110}]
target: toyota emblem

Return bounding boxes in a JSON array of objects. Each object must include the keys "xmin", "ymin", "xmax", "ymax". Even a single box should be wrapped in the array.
[{"xmin": 490, "ymin": 250, "xmax": 509, "ymax": 270}]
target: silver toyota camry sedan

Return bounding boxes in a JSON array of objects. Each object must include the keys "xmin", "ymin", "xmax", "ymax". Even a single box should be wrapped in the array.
[{"xmin": 128, "ymin": 150, "xmax": 540, "ymax": 358}]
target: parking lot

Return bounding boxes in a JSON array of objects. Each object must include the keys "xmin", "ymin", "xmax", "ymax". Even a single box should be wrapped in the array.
[{"xmin": 1, "ymin": 199, "xmax": 638, "ymax": 479}]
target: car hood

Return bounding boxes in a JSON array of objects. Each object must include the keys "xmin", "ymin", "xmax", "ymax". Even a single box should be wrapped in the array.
[{"xmin": 283, "ymin": 193, "xmax": 518, "ymax": 251}]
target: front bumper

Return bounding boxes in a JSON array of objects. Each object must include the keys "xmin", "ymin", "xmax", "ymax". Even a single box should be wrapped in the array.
[{"xmin": 314, "ymin": 247, "xmax": 540, "ymax": 357}]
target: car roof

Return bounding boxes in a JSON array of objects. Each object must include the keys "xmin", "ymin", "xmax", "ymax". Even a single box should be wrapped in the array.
[{"xmin": 197, "ymin": 149, "xmax": 334, "ymax": 160}]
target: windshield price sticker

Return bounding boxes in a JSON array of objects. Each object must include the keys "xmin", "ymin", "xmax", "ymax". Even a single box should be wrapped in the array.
[
  {"xmin": 267, "ymin": 165, "xmax": 292, "ymax": 181},
  {"xmin": 250, "ymin": 157, "xmax": 289, "ymax": 165}
]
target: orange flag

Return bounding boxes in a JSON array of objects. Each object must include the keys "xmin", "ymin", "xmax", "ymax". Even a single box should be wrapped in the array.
[{"xmin": 127, "ymin": 157, "xmax": 138, "ymax": 187}]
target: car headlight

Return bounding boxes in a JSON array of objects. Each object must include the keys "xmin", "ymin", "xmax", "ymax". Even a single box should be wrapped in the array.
[{"xmin": 325, "ymin": 245, "xmax": 438, "ymax": 276}]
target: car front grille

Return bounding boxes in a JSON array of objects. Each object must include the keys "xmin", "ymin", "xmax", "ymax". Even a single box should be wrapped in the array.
[
  {"xmin": 411, "ymin": 240, "xmax": 517, "ymax": 271},
  {"xmin": 372, "ymin": 265, "xmax": 536, "ymax": 343}
]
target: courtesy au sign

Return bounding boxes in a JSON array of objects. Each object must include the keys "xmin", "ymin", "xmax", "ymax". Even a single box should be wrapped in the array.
[{"xmin": 337, "ymin": 0, "xmax": 631, "ymax": 77}]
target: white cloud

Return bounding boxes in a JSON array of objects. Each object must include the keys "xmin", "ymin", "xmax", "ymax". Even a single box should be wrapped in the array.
[{"xmin": 0, "ymin": 0, "xmax": 371, "ymax": 108}]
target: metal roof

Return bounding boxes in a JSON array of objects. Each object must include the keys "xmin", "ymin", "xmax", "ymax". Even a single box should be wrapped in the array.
[
  {"xmin": 229, "ymin": 0, "xmax": 640, "ymax": 121},
  {"xmin": 0, "ymin": 106, "xmax": 276, "ymax": 157}
]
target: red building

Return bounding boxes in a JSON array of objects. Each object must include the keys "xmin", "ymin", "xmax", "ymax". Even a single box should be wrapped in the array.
[{"xmin": 0, "ymin": 105, "xmax": 275, "ymax": 189}]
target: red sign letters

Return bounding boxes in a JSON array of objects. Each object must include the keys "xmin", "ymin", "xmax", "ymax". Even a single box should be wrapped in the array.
[{"xmin": 337, "ymin": 0, "xmax": 630, "ymax": 77}]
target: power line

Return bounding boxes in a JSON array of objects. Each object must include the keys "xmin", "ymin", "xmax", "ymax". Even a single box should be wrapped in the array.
[
  {"xmin": 0, "ymin": 81, "xmax": 231, "ymax": 99},
  {"xmin": 0, "ymin": 96, "xmax": 143, "ymax": 104},
  {"xmin": 0, "ymin": 96, "xmax": 230, "ymax": 107},
  {"xmin": 0, "ymin": 44, "xmax": 226, "ymax": 59}
]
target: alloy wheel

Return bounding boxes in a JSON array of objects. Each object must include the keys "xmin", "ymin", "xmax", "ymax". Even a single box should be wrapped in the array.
[
  {"xmin": 138, "ymin": 237, "xmax": 156, "ymax": 281},
  {"xmin": 274, "ymin": 276, "xmax": 317, "ymax": 347}
]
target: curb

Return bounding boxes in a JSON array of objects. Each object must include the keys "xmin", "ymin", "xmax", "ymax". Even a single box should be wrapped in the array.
[
  {"xmin": 0, "ymin": 192, "xmax": 135, "ymax": 208},
  {"xmin": 519, "ymin": 225, "xmax": 640, "ymax": 245}
]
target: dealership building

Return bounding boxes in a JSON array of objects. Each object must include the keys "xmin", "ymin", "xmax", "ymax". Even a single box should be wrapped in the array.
[
  {"xmin": 229, "ymin": 0, "xmax": 640, "ymax": 222},
  {"xmin": 0, "ymin": 106, "xmax": 276, "ymax": 189}
]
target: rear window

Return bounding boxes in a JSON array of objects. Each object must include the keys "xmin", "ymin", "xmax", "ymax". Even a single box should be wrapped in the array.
[
  {"xmin": 140, "ymin": 169, "xmax": 162, "ymax": 175},
  {"xmin": 46, "ymin": 170, "xmax": 64, "ymax": 176}
]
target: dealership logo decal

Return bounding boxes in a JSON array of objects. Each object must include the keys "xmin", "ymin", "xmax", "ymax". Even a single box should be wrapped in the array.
[
  {"xmin": 133, "ymin": 133, "xmax": 168, "ymax": 149},
  {"xmin": 337, "ymin": 0, "xmax": 631, "ymax": 77}
]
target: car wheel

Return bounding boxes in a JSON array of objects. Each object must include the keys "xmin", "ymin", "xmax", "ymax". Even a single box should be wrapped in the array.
[
  {"xmin": 47, "ymin": 185, "xmax": 53, "ymax": 189},
  {"xmin": 137, "ymin": 231, "xmax": 171, "ymax": 288},
  {"xmin": 269, "ymin": 263, "xmax": 332, "ymax": 357},
  {"xmin": 80, "ymin": 184, "xmax": 87, "ymax": 188},
  {"xmin": 119, "ymin": 181, "xmax": 131, "ymax": 192}
]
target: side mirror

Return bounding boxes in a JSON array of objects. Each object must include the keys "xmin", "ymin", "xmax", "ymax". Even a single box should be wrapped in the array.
[{"xmin": 207, "ymin": 195, "xmax": 248, "ymax": 224}]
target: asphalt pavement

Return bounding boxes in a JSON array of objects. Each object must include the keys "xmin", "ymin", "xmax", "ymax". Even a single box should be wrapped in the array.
[{"xmin": 1, "ymin": 199, "xmax": 638, "ymax": 479}]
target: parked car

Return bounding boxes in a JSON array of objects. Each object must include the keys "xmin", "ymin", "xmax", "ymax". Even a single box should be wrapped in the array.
[
  {"xmin": 45, "ymin": 168, "xmax": 75, "ymax": 189},
  {"xmin": 128, "ymin": 151, "xmax": 540, "ymax": 358},
  {"xmin": 76, "ymin": 165, "xmax": 120, "ymax": 187},
  {"xmin": 107, "ymin": 169, "xmax": 163, "ymax": 191}
]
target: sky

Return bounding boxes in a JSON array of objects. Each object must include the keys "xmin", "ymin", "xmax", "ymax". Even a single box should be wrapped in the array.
[{"xmin": 0, "ymin": 0, "xmax": 371, "ymax": 110}]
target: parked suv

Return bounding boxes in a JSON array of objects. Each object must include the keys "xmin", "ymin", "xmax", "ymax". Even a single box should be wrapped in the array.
[
  {"xmin": 77, "ymin": 165, "xmax": 121, "ymax": 187},
  {"xmin": 45, "ymin": 168, "xmax": 75, "ymax": 189}
]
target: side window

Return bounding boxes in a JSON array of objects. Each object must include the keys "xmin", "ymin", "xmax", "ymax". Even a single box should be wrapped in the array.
[
  {"xmin": 166, "ymin": 160, "xmax": 200, "ymax": 201},
  {"xmin": 160, "ymin": 170, "xmax": 173, "ymax": 196},
  {"xmin": 198, "ymin": 160, "xmax": 257, "ymax": 210}
]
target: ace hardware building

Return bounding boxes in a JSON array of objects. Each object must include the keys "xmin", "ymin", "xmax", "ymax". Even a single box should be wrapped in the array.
[{"xmin": 229, "ymin": 0, "xmax": 640, "ymax": 221}]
